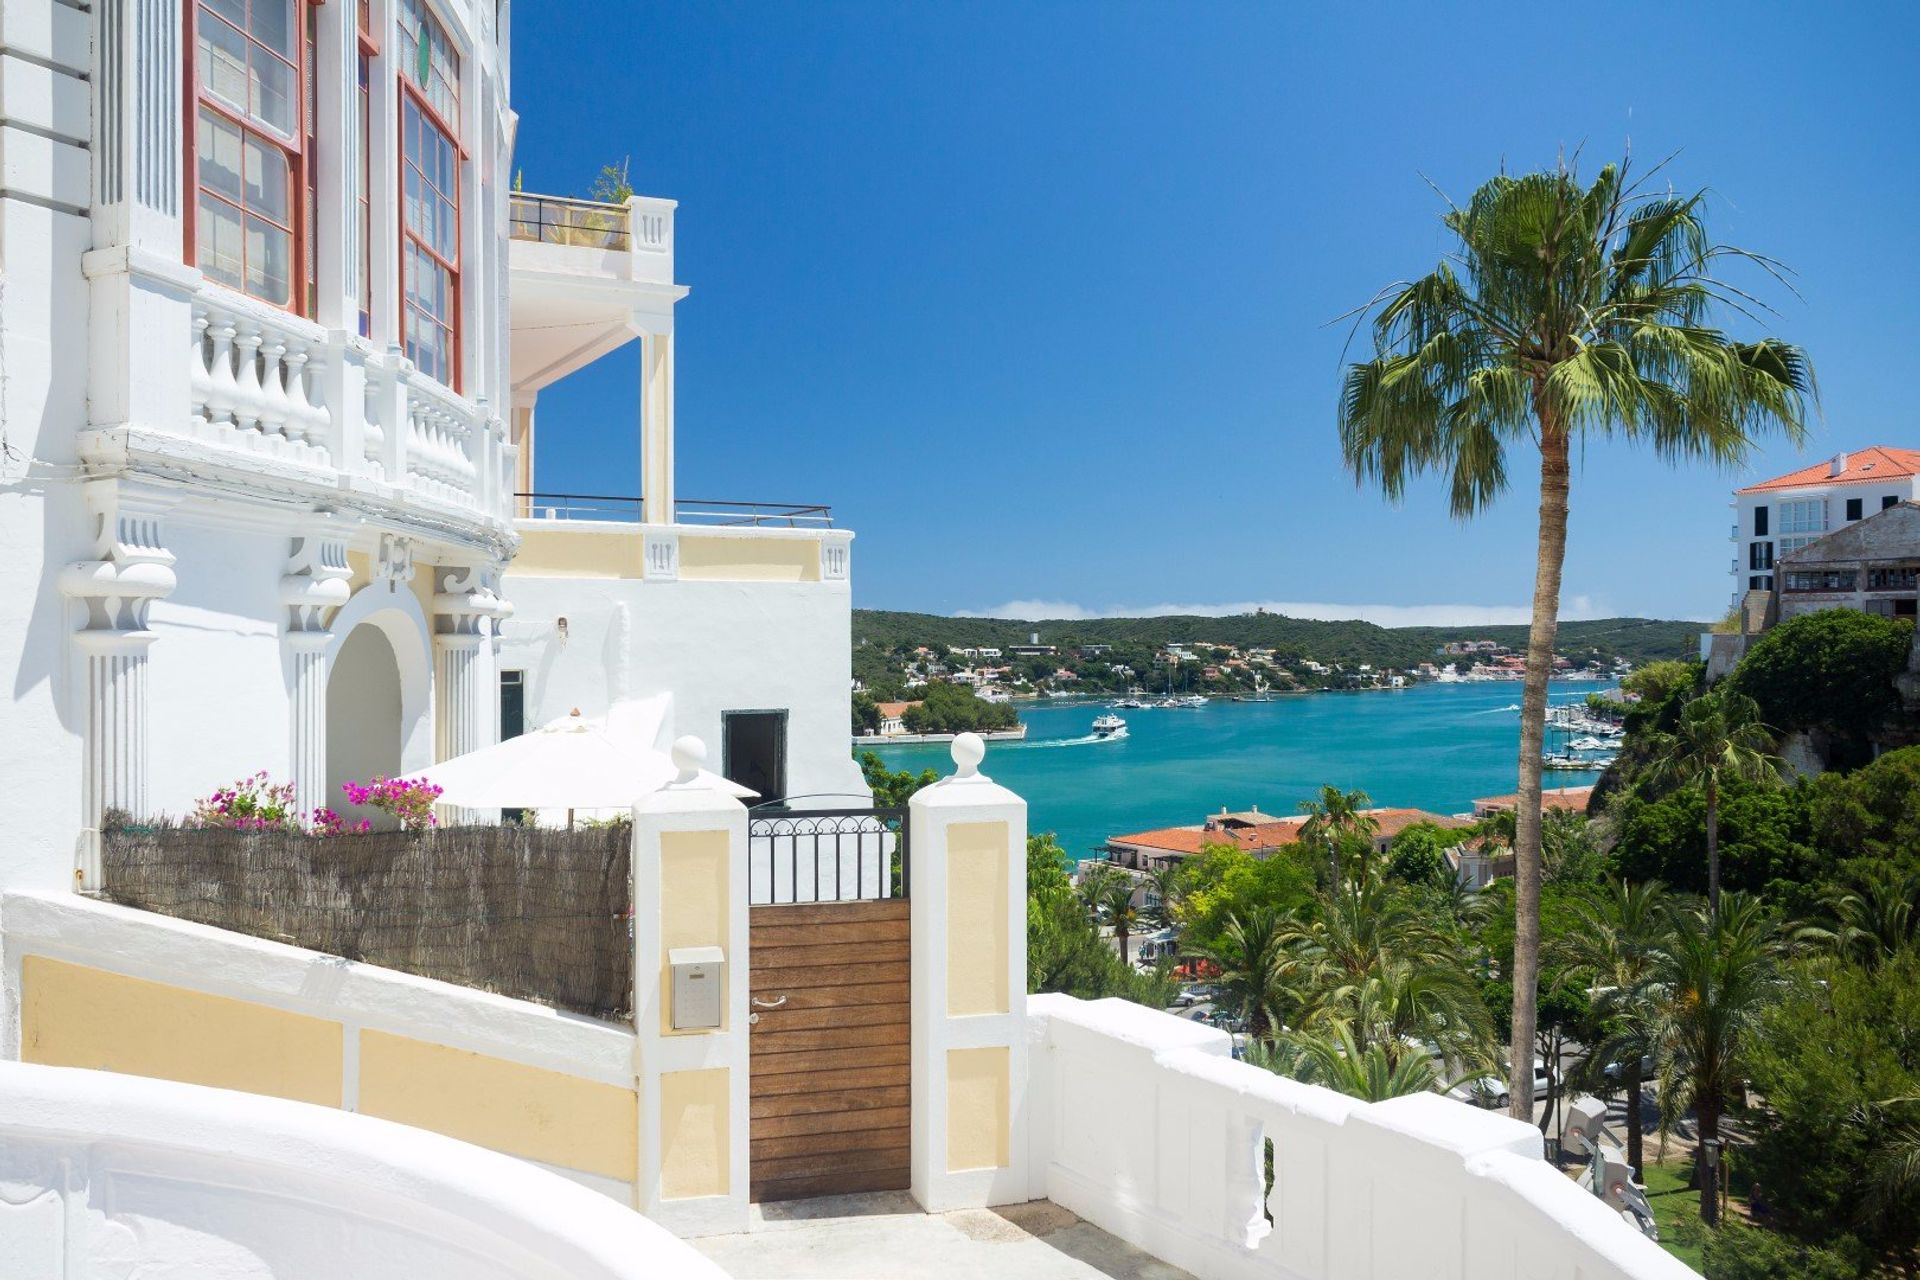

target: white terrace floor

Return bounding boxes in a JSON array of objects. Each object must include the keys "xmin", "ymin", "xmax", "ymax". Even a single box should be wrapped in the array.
[{"xmin": 692, "ymin": 1193, "xmax": 1195, "ymax": 1280}]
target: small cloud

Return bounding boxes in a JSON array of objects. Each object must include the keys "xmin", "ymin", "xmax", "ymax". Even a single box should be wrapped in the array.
[{"xmin": 957, "ymin": 597, "xmax": 1617, "ymax": 627}]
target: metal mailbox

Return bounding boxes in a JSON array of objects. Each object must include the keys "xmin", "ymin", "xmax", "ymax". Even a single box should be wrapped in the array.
[{"xmin": 668, "ymin": 945, "xmax": 725, "ymax": 1030}]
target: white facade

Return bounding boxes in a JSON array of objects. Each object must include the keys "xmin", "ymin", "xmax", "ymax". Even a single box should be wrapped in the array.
[{"xmin": 1731, "ymin": 448, "xmax": 1920, "ymax": 604}]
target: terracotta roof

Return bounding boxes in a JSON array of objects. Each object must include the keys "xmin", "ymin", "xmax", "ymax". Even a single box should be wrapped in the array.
[
  {"xmin": 1470, "ymin": 786, "xmax": 1593, "ymax": 815},
  {"xmin": 874, "ymin": 701, "xmax": 917, "ymax": 717},
  {"xmin": 1737, "ymin": 446, "xmax": 1920, "ymax": 494},
  {"xmin": 1107, "ymin": 808, "xmax": 1469, "ymax": 857}
]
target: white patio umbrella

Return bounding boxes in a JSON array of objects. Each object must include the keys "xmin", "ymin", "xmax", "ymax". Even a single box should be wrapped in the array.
[{"xmin": 416, "ymin": 694, "xmax": 754, "ymax": 824}]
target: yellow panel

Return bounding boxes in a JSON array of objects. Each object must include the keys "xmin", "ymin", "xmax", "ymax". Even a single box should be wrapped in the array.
[
  {"xmin": 19, "ymin": 956, "xmax": 342, "ymax": 1107},
  {"xmin": 659, "ymin": 1067, "xmax": 731, "ymax": 1199},
  {"xmin": 358, "ymin": 1030, "xmax": 638, "ymax": 1182},
  {"xmin": 947, "ymin": 1047, "xmax": 1010, "ymax": 1172},
  {"xmin": 659, "ymin": 828, "xmax": 730, "ymax": 1036},
  {"xmin": 677, "ymin": 534, "xmax": 820, "ymax": 583},
  {"xmin": 509, "ymin": 527, "xmax": 644, "ymax": 578},
  {"xmin": 947, "ymin": 821, "xmax": 1010, "ymax": 1016},
  {"xmin": 345, "ymin": 549, "xmax": 373, "ymax": 593}
]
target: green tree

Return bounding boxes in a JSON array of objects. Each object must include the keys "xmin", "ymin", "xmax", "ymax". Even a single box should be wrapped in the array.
[
  {"xmin": 1196, "ymin": 908, "xmax": 1294, "ymax": 1040},
  {"xmin": 857, "ymin": 751, "xmax": 936, "ymax": 806},
  {"xmin": 1339, "ymin": 159, "xmax": 1811, "ymax": 1119},
  {"xmin": 1643, "ymin": 691, "xmax": 1781, "ymax": 911},
  {"xmin": 1173, "ymin": 843, "xmax": 1317, "ymax": 956},
  {"xmin": 1648, "ymin": 894, "xmax": 1784, "ymax": 1229},
  {"xmin": 1728, "ymin": 610, "xmax": 1914, "ymax": 767},
  {"xmin": 1810, "ymin": 744, "xmax": 1920, "ymax": 868},
  {"xmin": 1701, "ymin": 1224, "xmax": 1860, "ymax": 1280},
  {"xmin": 1385, "ymin": 821, "xmax": 1455, "ymax": 888},
  {"xmin": 1622, "ymin": 659, "xmax": 1700, "ymax": 707},
  {"xmin": 1540, "ymin": 810, "xmax": 1606, "ymax": 885},
  {"xmin": 1247, "ymin": 1023, "xmax": 1441, "ymax": 1102},
  {"xmin": 1298, "ymin": 784, "xmax": 1379, "ymax": 887},
  {"xmin": 1079, "ymin": 863, "xmax": 1143, "ymax": 967},
  {"xmin": 1027, "ymin": 836, "xmax": 1176, "ymax": 1006},
  {"xmin": 852, "ymin": 692, "xmax": 881, "ymax": 735}
]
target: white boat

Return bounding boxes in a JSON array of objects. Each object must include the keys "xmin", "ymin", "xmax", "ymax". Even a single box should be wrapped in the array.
[
  {"xmin": 1180, "ymin": 695, "xmax": 1208, "ymax": 708},
  {"xmin": 1091, "ymin": 714, "xmax": 1128, "ymax": 740}
]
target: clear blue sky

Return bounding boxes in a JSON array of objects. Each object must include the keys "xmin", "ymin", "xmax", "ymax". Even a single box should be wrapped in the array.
[{"xmin": 511, "ymin": 2, "xmax": 1917, "ymax": 625}]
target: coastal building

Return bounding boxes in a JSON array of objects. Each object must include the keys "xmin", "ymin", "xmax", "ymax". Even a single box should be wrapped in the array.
[
  {"xmin": 1774, "ymin": 501, "xmax": 1920, "ymax": 624},
  {"xmin": 1470, "ymin": 786, "xmax": 1595, "ymax": 818},
  {"xmin": 1097, "ymin": 805, "xmax": 1471, "ymax": 873},
  {"xmin": 1729, "ymin": 446, "xmax": 1920, "ymax": 603}
]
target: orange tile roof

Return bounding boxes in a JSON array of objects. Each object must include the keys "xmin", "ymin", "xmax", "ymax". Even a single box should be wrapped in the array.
[
  {"xmin": 1107, "ymin": 808, "xmax": 1469, "ymax": 857},
  {"xmin": 1737, "ymin": 446, "xmax": 1920, "ymax": 494},
  {"xmin": 874, "ymin": 701, "xmax": 917, "ymax": 717},
  {"xmin": 1471, "ymin": 786, "xmax": 1593, "ymax": 814}
]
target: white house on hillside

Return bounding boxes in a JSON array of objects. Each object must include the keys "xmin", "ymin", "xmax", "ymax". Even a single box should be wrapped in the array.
[{"xmin": 1731, "ymin": 446, "xmax": 1920, "ymax": 603}]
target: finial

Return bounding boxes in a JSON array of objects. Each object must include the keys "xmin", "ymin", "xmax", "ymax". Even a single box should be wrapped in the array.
[
  {"xmin": 671, "ymin": 735, "xmax": 706, "ymax": 783},
  {"xmin": 951, "ymin": 732, "xmax": 985, "ymax": 779}
]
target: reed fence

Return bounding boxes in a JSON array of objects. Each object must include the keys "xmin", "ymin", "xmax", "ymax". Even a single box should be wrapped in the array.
[{"xmin": 101, "ymin": 818, "xmax": 632, "ymax": 1021}]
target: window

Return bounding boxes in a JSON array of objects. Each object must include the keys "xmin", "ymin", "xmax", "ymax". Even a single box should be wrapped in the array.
[
  {"xmin": 1753, "ymin": 505, "xmax": 1769, "ymax": 536},
  {"xmin": 1847, "ymin": 497, "xmax": 1864, "ymax": 521},
  {"xmin": 356, "ymin": 5, "xmax": 375, "ymax": 335},
  {"xmin": 1748, "ymin": 575, "xmax": 1770, "ymax": 592},
  {"xmin": 398, "ymin": 0, "xmax": 460, "ymax": 386},
  {"xmin": 1868, "ymin": 567, "xmax": 1919, "ymax": 592},
  {"xmin": 1778, "ymin": 535, "xmax": 1821, "ymax": 557},
  {"xmin": 191, "ymin": 0, "xmax": 305, "ymax": 310},
  {"xmin": 1779, "ymin": 498, "xmax": 1828, "ymax": 535},
  {"xmin": 498, "ymin": 670, "xmax": 525, "ymax": 822},
  {"xmin": 1784, "ymin": 570, "xmax": 1857, "ymax": 593},
  {"xmin": 1749, "ymin": 542, "xmax": 1774, "ymax": 571},
  {"xmin": 1887, "ymin": 495, "xmax": 1903, "ymax": 511},
  {"xmin": 723, "ymin": 710, "xmax": 788, "ymax": 806}
]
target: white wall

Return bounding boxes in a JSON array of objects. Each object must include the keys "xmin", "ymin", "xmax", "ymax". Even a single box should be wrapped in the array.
[
  {"xmin": 1026, "ymin": 994, "xmax": 1694, "ymax": 1280},
  {"xmin": 499, "ymin": 574, "xmax": 866, "ymax": 804},
  {"xmin": 0, "ymin": 1061, "xmax": 727, "ymax": 1280}
]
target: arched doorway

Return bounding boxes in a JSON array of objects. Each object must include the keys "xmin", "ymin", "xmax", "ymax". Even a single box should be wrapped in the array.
[{"xmin": 326, "ymin": 622, "xmax": 404, "ymax": 824}]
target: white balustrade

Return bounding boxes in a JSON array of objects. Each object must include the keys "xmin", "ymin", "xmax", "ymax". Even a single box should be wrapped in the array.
[
  {"xmin": 1026, "ymin": 994, "xmax": 1695, "ymax": 1280},
  {"xmin": 189, "ymin": 293, "xmax": 334, "ymax": 467}
]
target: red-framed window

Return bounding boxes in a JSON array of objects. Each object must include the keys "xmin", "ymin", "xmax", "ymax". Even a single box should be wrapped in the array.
[
  {"xmin": 397, "ymin": 0, "xmax": 461, "ymax": 388},
  {"xmin": 356, "ymin": 2, "xmax": 375, "ymax": 335},
  {"xmin": 188, "ymin": 0, "xmax": 309, "ymax": 313}
]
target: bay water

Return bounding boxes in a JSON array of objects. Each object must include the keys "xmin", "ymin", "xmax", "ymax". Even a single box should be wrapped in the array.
[{"xmin": 868, "ymin": 681, "xmax": 1613, "ymax": 858}]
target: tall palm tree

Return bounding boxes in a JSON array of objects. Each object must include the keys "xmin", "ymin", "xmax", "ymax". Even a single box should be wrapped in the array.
[
  {"xmin": 1339, "ymin": 158, "xmax": 1812, "ymax": 1119},
  {"xmin": 1197, "ymin": 908, "xmax": 1295, "ymax": 1041},
  {"xmin": 1552, "ymin": 879, "xmax": 1670, "ymax": 1175},
  {"xmin": 1646, "ymin": 893, "xmax": 1784, "ymax": 1228},
  {"xmin": 1298, "ymin": 785, "xmax": 1380, "ymax": 887},
  {"xmin": 1144, "ymin": 862, "xmax": 1186, "ymax": 933},
  {"xmin": 1079, "ymin": 863, "xmax": 1143, "ymax": 967},
  {"xmin": 1644, "ymin": 690, "xmax": 1780, "ymax": 911}
]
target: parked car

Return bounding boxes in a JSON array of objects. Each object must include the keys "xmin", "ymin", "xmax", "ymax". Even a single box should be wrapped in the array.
[
  {"xmin": 1447, "ymin": 1060, "xmax": 1552, "ymax": 1110},
  {"xmin": 1602, "ymin": 1054, "xmax": 1653, "ymax": 1082}
]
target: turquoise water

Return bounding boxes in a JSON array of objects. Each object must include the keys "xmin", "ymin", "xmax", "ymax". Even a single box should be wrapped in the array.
[{"xmin": 869, "ymin": 682, "xmax": 1612, "ymax": 858}]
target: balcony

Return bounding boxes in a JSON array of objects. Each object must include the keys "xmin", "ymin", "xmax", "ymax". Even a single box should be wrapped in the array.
[
  {"xmin": 509, "ymin": 492, "xmax": 851, "ymax": 585},
  {"xmin": 508, "ymin": 191, "xmax": 683, "ymax": 395}
]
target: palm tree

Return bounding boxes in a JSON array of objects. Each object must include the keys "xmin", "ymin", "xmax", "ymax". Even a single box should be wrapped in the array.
[
  {"xmin": 1552, "ymin": 879, "xmax": 1670, "ymax": 1175},
  {"xmin": 1143, "ymin": 862, "xmax": 1186, "ymax": 933},
  {"xmin": 1079, "ymin": 863, "xmax": 1143, "ymax": 967},
  {"xmin": 1644, "ymin": 690, "xmax": 1780, "ymax": 911},
  {"xmin": 1298, "ymin": 785, "xmax": 1380, "ymax": 887},
  {"xmin": 1800, "ymin": 865, "xmax": 1920, "ymax": 966},
  {"xmin": 1248, "ymin": 1023, "xmax": 1442, "ymax": 1102},
  {"xmin": 1339, "ymin": 158, "xmax": 1812, "ymax": 1119},
  {"xmin": 1646, "ymin": 893, "xmax": 1784, "ymax": 1228},
  {"xmin": 1197, "ymin": 908, "xmax": 1294, "ymax": 1041}
]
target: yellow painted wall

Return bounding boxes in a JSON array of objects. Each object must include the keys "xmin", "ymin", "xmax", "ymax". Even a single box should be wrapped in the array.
[
  {"xmin": 946, "ymin": 821, "xmax": 1010, "ymax": 1016},
  {"xmin": 509, "ymin": 527, "xmax": 643, "ymax": 579},
  {"xmin": 18, "ymin": 957, "xmax": 343, "ymax": 1107},
  {"xmin": 659, "ymin": 1067, "xmax": 731, "ymax": 1198},
  {"xmin": 346, "ymin": 549, "xmax": 373, "ymax": 593},
  {"xmin": 659, "ymin": 828, "xmax": 730, "ymax": 1036},
  {"xmin": 677, "ymin": 534, "xmax": 819, "ymax": 583},
  {"xmin": 947, "ymin": 1046, "xmax": 1010, "ymax": 1172},
  {"xmin": 358, "ymin": 1030, "xmax": 638, "ymax": 1181}
]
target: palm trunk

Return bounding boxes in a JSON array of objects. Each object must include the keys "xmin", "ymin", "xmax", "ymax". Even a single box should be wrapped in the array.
[
  {"xmin": 1706, "ymin": 777, "xmax": 1720, "ymax": 914},
  {"xmin": 1625, "ymin": 1058, "xmax": 1644, "ymax": 1176},
  {"xmin": 1509, "ymin": 412, "xmax": 1571, "ymax": 1123},
  {"xmin": 1698, "ymin": 1097, "xmax": 1721, "ymax": 1229},
  {"xmin": 1118, "ymin": 926, "xmax": 1130, "ymax": 967}
]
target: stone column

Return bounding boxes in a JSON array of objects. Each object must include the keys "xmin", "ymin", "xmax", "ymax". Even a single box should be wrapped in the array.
[
  {"xmin": 432, "ymin": 565, "xmax": 511, "ymax": 822},
  {"xmin": 281, "ymin": 533, "xmax": 352, "ymax": 819},
  {"xmin": 630, "ymin": 739, "xmax": 750, "ymax": 1237},
  {"xmin": 908, "ymin": 733, "xmax": 1031, "ymax": 1212},
  {"xmin": 57, "ymin": 483, "xmax": 177, "ymax": 889}
]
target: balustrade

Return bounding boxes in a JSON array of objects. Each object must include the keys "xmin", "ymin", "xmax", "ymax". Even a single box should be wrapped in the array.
[{"xmin": 189, "ymin": 295, "xmax": 334, "ymax": 467}]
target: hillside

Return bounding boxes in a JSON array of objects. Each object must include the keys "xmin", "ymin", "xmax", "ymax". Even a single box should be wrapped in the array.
[{"xmin": 851, "ymin": 609, "xmax": 1703, "ymax": 683}]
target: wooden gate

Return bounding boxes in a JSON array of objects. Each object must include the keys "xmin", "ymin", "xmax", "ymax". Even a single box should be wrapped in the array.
[{"xmin": 747, "ymin": 806, "xmax": 910, "ymax": 1203}]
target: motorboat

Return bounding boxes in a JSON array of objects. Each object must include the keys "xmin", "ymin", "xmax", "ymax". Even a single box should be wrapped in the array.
[{"xmin": 1091, "ymin": 714, "xmax": 1129, "ymax": 740}]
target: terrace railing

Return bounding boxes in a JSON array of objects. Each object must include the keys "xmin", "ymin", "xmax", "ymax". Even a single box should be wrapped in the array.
[
  {"xmin": 746, "ymin": 801, "xmax": 907, "ymax": 904},
  {"xmin": 508, "ymin": 193, "xmax": 632, "ymax": 250},
  {"xmin": 516, "ymin": 491, "xmax": 834, "ymax": 528}
]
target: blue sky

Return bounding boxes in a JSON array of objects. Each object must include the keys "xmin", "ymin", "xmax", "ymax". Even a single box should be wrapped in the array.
[{"xmin": 512, "ymin": 3, "xmax": 1917, "ymax": 625}]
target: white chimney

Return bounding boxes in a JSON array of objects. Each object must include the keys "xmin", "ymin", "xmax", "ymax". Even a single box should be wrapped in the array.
[
  {"xmin": 1030, "ymin": 631, "xmax": 1039, "ymax": 645},
  {"xmin": 1830, "ymin": 452, "xmax": 1849, "ymax": 477}
]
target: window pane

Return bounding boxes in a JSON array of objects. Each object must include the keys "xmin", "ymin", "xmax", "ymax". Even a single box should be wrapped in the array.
[
  {"xmin": 246, "ymin": 214, "xmax": 292, "ymax": 304},
  {"xmin": 203, "ymin": 0, "xmax": 245, "ymax": 28},
  {"xmin": 198, "ymin": 194, "xmax": 245, "ymax": 289},
  {"xmin": 251, "ymin": 46, "xmax": 295, "ymax": 137},
  {"xmin": 249, "ymin": 0, "xmax": 295, "ymax": 57},
  {"xmin": 197, "ymin": 109, "xmax": 243, "ymax": 201},
  {"xmin": 243, "ymin": 132, "xmax": 289, "ymax": 223},
  {"xmin": 200, "ymin": 16, "xmax": 251, "ymax": 114}
]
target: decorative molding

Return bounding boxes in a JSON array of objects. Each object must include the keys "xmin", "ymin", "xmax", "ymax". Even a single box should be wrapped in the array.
[
  {"xmin": 281, "ymin": 533, "xmax": 353, "ymax": 641},
  {"xmin": 821, "ymin": 539, "xmax": 850, "ymax": 582},
  {"xmin": 376, "ymin": 533, "xmax": 417, "ymax": 590},
  {"xmin": 642, "ymin": 529, "xmax": 679, "ymax": 582}
]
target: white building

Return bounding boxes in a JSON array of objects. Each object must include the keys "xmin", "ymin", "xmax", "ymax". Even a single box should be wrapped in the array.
[{"xmin": 1731, "ymin": 446, "xmax": 1920, "ymax": 603}]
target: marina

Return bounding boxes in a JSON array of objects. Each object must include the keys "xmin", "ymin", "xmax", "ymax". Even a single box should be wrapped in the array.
[{"xmin": 869, "ymin": 679, "xmax": 1617, "ymax": 857}]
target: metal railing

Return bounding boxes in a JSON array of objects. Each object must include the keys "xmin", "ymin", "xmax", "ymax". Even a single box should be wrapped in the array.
[
  {"xmin": 516, "ymin": 491, "xmax": 834, "ymax": 528},
  {"xmin": 747, "ymin": 802, "xmax": 908, "ymax": 904},
  {"xmin": 508, "ymin": 193, "xmax": 631, "ymax": 250}
]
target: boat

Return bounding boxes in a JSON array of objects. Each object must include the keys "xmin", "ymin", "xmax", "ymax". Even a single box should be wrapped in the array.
[
  {"xmin": 1180, "ymin": 695, "xmax": 1208, "ymax": 708},
  {"xmin": 1091, "ymin": 714, "xmax": 1128, "ymax": 740}
]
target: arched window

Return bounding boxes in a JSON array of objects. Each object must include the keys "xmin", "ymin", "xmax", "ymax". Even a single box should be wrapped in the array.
[
  {"xmin": 189, "ymin": 0, "xmax": 309, "ymax": 312},
  {"xmin": 398, "ymin": 0, "xmax": 461, "ymax": 389}
]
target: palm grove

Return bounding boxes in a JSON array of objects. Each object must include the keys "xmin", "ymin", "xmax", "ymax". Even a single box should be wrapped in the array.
[{"xmin": 1015, "ymin": 159, "xmax": 1917, "ymax": 1274}]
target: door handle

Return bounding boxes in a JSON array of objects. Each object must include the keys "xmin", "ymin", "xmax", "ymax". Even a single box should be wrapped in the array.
[{"xmin": 751, "ymin": 994, "xmax": 787, "ymax": 1010}]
